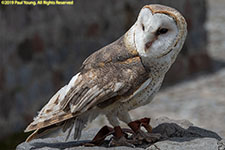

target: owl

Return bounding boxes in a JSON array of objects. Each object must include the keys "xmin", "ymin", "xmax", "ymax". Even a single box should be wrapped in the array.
[{"xmin": 25, "ymin": 4, "xmax": 187, "ymax": 146}]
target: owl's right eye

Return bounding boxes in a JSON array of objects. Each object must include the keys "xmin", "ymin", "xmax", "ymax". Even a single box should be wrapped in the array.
[
  {"xmin": 141, "ymin": 24, "xmax": 145, "ymax": 31},
  {"xmin": 156, "ymin": 28, "xmax": 168, "ymax": 35}
]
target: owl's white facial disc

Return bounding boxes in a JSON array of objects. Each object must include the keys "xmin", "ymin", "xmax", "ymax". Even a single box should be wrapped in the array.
[{"xmin": 134, "ymin": 8, "xmax": 179, "ymax": 58}]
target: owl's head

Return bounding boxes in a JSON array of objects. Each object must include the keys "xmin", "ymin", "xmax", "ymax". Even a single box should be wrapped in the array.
[{"xmin": 127, "ymin": 4, "xmax": 187, "ymax": 64}]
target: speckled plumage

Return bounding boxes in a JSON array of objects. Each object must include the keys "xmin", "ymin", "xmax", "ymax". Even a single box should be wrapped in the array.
[{"xmin": 25, "ymin": 4, "xmax": 187, "ymax": 142}]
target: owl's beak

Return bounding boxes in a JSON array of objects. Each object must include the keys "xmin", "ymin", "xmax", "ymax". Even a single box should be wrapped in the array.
[
  {"xmin": 145, "ymin": 35, "xmax": 158, "ymax": 52},
  {"xmin": 145, "ymin": 41, "xmax": 153, "ymax": 51}
]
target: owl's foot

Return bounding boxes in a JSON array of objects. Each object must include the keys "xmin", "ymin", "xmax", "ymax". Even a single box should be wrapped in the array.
[
  {"xmin": 90, "ymin": 125, "xmax": 135, "ymax": 147},
  {"xmin": 128, "ymin": 117, "xmax": 161, "ymax": 144},
  {"xmin": 89, "ymin": 117, "xmax": 160, "ymax": 147},
  {"xmin": 108, "ymin": 126, "xmax": 135, "ymax": 147}
]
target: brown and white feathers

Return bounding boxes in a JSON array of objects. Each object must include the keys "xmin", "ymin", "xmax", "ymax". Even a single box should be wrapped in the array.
[{"xmin": 25, "ymin": 4, "xmax": 187, "ymax": 142}]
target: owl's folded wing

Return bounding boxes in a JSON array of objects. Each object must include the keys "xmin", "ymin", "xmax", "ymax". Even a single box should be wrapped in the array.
[{"xmin": 25, "ymin": 37, "xmax": 150, "ymax": 132}]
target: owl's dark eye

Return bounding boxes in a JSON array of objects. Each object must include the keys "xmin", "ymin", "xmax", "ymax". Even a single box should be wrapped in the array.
[
  {"xmin": 156, "ymin": 28, "xmax": 168, "ymax": 35},
  {"xmin": 141, "ymin": 24, "xmax": 145, "ymax": 31}
]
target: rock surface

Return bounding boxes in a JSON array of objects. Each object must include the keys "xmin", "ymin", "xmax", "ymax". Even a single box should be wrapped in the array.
[{"xmin": 16, "ymin": 117, "xmax": 225, "ymax": 150}]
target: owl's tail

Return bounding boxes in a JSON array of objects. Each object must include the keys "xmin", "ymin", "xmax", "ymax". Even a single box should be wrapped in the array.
[
  {"xmin": 25, "ymin": 117, "xmax": 86, "ymax": 142},
  {"xmin": 25, "ymin": 123, "xmax": 61, "ymax": 142},
  {"xmin": 62, "ymin": 117, "xmax": 87, "ymax": 141}
]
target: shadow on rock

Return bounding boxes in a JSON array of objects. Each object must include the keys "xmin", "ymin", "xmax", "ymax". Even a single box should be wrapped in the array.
[{"xmin": 152, "ymin": 123, "xmax": 222, "ymax": 142}]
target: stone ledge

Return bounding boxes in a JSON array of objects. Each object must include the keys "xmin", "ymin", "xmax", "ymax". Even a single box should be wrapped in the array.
[{"xmin": 16, "ymin": 117, "xmax": 225, "ymax": 150}]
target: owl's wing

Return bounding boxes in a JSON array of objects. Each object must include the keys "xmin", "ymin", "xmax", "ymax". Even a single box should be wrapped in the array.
[{"xmin": 25, "ymin": 37, "xmax": 150, "ymax": 132}]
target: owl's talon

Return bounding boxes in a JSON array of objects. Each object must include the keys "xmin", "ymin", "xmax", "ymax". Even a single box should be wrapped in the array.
[
  {"xmin": 128, "ymin": 117, "xmax": 161, "ymax": 144},
  {"xmin": 110, "ymin": 126, "xmax": 135, "ymax": 147}
]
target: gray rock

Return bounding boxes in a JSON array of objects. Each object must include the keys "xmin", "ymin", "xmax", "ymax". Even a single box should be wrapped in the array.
[
  {"xmin": 147, "ymin": 138, "xmax": 218, "ymax": 150},
  {"xmin": 16, "ymin": 117, "xmax": 224, "ymax": 150}
]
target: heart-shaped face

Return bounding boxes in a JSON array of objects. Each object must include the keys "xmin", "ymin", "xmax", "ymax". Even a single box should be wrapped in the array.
[{"xmin": 133, "ymin": 4, "xmax": 187, "ymax": 64}]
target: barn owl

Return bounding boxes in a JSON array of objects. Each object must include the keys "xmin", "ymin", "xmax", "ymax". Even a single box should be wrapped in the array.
[{"xmin": 25, "ymin": 4, "xmax": 187, "ymax": 146}]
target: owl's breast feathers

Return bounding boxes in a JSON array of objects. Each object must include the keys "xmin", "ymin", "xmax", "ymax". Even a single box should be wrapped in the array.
[{"xmin": 25, "ymin": 36, "xmax": 151, "ymax": 132}]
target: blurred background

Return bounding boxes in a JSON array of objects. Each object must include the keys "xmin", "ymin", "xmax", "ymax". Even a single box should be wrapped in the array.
[{"xmin": 0, "ymin": 0, "xmax": 225, "ymax": 149}]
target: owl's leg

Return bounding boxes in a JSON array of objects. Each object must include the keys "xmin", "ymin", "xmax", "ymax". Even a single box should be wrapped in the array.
[
  {"xmin": 106, "ymin": 114, "xmax": 135, "ymax": 147},
  {"xmin": 90, "ymin": 113, "xmax": 134, "ymax": 147},
  {"xmin": 118, "ymin": 111, "xmax": 160, "ymax": 144},
  {"xmin": 128, "ymin": 118, "xmax": 152, "ymax": 133},
  {"xmin": 117, "ymin": 110, "xmax": 151, "ymax": 133}
]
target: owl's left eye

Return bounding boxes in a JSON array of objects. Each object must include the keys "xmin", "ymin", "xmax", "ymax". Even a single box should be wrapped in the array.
[{"xmin": 156, "ymin": 28, "xmax": 168, "ymax": 35}]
